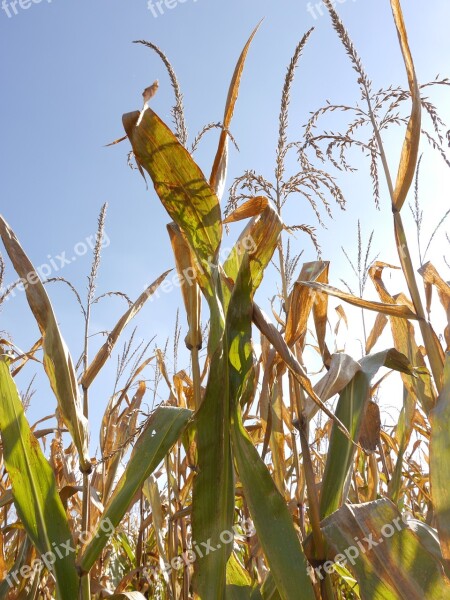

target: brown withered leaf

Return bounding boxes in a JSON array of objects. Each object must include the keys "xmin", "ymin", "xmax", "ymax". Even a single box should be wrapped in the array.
[
  {"xmin": 299, "ymin": 280, "xmax": 419, "ymax": 320},
  {"xmin": 210, "ymin": 21, "xmax": 262, "ymax": 196},
  {"xmin": 419, "ymin": 261, "xmax": 450, "ymax": 351},
  {"xmin": 366, "ymin": 313, "xmax": 389, "ymax": 354},
  {"xmin": 390, "ymin": 0, "xmax": 421, "ymax": 211},
  {"xmin": 81, "ymin": 270, "xmax": 171, "ymax": 389},
  {"xmin": 223, "ymin": 196, "xmax": 269, "ymax": 223}
]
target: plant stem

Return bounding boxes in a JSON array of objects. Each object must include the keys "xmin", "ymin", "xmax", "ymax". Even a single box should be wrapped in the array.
[
  {"xmin": 191, "ymin": 346, "xmax": 202, "ymax": 411},
  {"xmin": 80, "ymin": 303, "xmax": 91, "ymax": 598},
  {"xmin": 363, "ymin": 82, "xmax": 443, "ymax": 390}
]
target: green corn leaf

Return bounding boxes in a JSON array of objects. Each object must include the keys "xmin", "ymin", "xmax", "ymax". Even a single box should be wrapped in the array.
[
  {"xmin": 227, "ymin": 256, "xmax": 315, "ymax": 600},
  {"xmin": 222, "ymin": 197, "xmax": 283, "ymax": 315},
  {"xmin": 319, "ymin": 498, "xmax": 450, "ymax": 600},
  {"xmin": 231, "ymin": 414, "xmax": 315, "ymax": 600},
  {"xmin": 0, "ymin": 356, "xmax": 79, "ymax": 600},
  {"xmin": 191, "ymin": 332, "xmax": 235, "ymax": 599},
  {"xmin": 320, "ymin": 349, "xmax": 420, "ymax": 519},
  {"xmin": 225, "ymin": 553, "xmax": 262, "ymax": 600},
  {"xmin": 430, "ymin": 353, "xmax": 450, "ymax": 564},
  {"xmin": 122, "ymin": 109, "xmax": 222, "ymax": 299},
  {"xmin": 78, "ymin": 406, "xmax": 191, "ymax": 573}
]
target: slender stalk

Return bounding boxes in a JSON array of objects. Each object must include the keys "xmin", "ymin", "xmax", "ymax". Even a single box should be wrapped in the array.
[
  {"xmin": 191, "ymin": 346, "xmax": 202, "ymax": 411},
  {"xmin": 79, "ymin": 308, "xmax": 91, "ymax": 599},
  {"xmin": 362, "ymin": 81, "xmax": 443, "ymax": 389},
  {"xmin": 291, "ymin": 367, "xmax": 333, "ymax": 600},
  {"xmin": 79, "ymin": 204, "xmax": 106, "ymax": 598}
]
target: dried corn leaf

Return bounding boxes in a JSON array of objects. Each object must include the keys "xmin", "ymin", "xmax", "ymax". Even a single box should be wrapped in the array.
[
  {"xmin": 390, "ymin": 0, "xmax": 421, "ymax": 211},
  {"xmin": 81, "ymin": 270, "xmax": 170, "ymax": 389},
  {"xmin": 286, "ymin": 262, "xmax": 330, "ymax": 348},
  {"xmin": 419, "ymin": 261, "xmax": 450, "ymax": 351},
  {"xmin": 224, "ymin": 196, "xmax": 269, "ymax": 223},
  {"xmin": 365, "ymin": 313, "xmax": 389, "ymax": 354},
  {"xmin": 369, "ymin": 261, "xmax": 436, "ymax": 414},
  {"xmin": 0, "ymin": 216, "xmax": 90, "ymax": 472},
  {"xmin": 210, "ymin": 22, "xmax": 262, "ymax": 198},
  {"xmin": 167, "ymin": 222, "xmax": 202, "ymax": 350},
  {"xmin": 298, "ymin": 281, "xmax": 419, "ymax": 320}
]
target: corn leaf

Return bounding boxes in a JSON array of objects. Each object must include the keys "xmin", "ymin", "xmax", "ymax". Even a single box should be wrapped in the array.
[
  {"xmin": 0, "ymin": 216, "xmax": 90, "ymax": 472},
  {"xmin": 430, "ymin": 353, "xmax": 450, "ymax": 564},
  {"xmin": 253, "ymin": 304, "xmax": 351, "ymax": 439},
  {"xmin": 226, "ymin": 553, "xmax": 262, "ymax": 600},
  {"xmin": 320, "ymin": 349, "xmax": 419, "ymax": 519},
  {"xmin": 222, "ymin": 197, "xmax": 283, "ymax": 313},
  {"xmin": 228, "ymin": 256, "xmax": 315, "ymax": 600},
  {"xmin": 419, "ymin": 261, "xmax": 450, "ymax": 351},
  {"xmin": 210, "ymin": 21, "xmax": 262, "ymax": 198},
  {"xmin": 123, "ymin": 109, "xmax": 222, "ymax": 298},
  {"xmin": 298, "ymin": 281, "xmax": 419, "ymax": 320},
  {"xmin": 191, "ymin": 323, "xmax": 234, "ymax": 599},
  {"xmin": 78, "ymin": 406, "xmax": 191, "ymax": 573},
  {"xmin": 319, "ymin": 498, "xmax": 450, "ymax": 599},
  {"xmin": 0, "ymin": 356, "xmax": 78, "ymax": 600},
  {"xmin": 167, "ymin": 222, "xmax": 202, "ymax": 350},
  {"xmin": 81, "ymin": 270, "xmax": 170, "ymax": 388},
  {"xmin": 390, "ymin": 0, "xmax": 421, "ymax": 212},
  {"xmin": 369, "ymin": 261, "xmax": 436, "ymax": 414}
]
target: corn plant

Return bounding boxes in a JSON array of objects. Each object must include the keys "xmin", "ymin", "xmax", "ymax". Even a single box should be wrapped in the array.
[{"xmin": 1, "ymin": 0, "xmax": 450, "ymax": 599}]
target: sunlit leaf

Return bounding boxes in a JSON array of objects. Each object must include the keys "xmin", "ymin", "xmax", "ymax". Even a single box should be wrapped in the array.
[
  {"xmin": 0, "ymin": 356, "xmax": 78, "ymax": 599},
  {"xmin": 0, "ymin": 216, "xmax": 90, "ymax": 472}
]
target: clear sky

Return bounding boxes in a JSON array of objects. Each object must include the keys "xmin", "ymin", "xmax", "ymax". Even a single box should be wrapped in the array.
[{"xmin": 1, "ymin": 0, "xmax": 450, "ymax": 440}]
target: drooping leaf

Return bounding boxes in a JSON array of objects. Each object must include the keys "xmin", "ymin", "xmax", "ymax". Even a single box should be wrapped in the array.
[
  {"xmin": 390, "ymin": 0, "xmax": 421, "ymax": 212},
  {"xmin": 222, "ymin": 197, "xmax": 283, "ymax": 313},
  {"xmin": 285, "ymin": 261, "xmax": 330, "ymax": 348},
  {"xmin": 224, "ymin": 197, "xmax": 269, "ymax": 223},
  {"xmin": 306, "ymin": 352, "xmax": 360, "ymax": 420},
  {"xmin": 253, "ymin": 304, "xmax": 352, "ymax": 439},
  {"xmin": 298, "ymin": 280, "xmax": 419, "ymax": 320},
  {"xmin": 167, "ymin": 222, "xmax": 202, "ymax": 350},
  {"xmin": 81, "ymin": 270, "xmax": 171, "ymax": 388},
  {"xmin": 0, "ymin": 356, "xmax": 78, "ymax": 599},
  {"xmin": 419, "ymin": 261, "xmax": 450, "ymax": 351},
  {"xmin": 369, "ymin": 261, "xmax": 436, "ymax": 414},
  {"xmin": 319, "ymin": 498, "xmax": 450, "ymax": 599},
  {"xmin": 365, "ymin": 313, "xmax": 389, "ymax": 354},
  {"xmin": 0, "ymin": 216, "xmax": 90, "ymax": 472}
]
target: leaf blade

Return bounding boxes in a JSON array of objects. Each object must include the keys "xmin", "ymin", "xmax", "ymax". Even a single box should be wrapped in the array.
[{"xmin": 0, "ymin": 356, "xmax": 79, "ymax": 599}]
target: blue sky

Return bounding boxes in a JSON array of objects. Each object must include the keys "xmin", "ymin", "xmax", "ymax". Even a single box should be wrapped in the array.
[{"xmin": 1, "ymin": 0, "xmax": 450, "ymax": 442}]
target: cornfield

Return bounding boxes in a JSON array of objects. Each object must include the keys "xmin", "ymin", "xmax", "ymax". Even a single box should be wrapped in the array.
[{"xmin": 1, "ymin": 0, "xmax": 450, "ymax": 598}]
